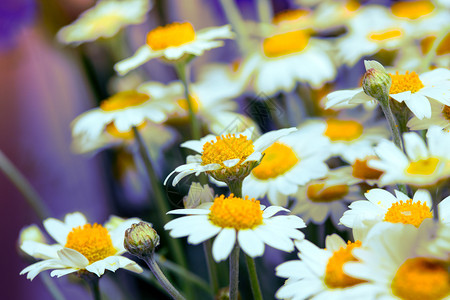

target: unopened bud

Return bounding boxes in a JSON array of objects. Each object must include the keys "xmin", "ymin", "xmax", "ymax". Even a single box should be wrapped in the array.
[
  {"xmin": 124, "ymin": 222, "xmax": 160, "ymax": 258},
  {"xmin": 362, "ymin": 60, "xmax": 391, "ymax": 100}
]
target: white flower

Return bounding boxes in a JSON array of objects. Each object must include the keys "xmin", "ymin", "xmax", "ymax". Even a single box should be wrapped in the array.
[
  {"xmin": 340, "ymin": 145, "xmax": 384, "ymax": 186},
  {"xmin": 57, "ymin": 0, "xmax": 151, "ymax": 44},
  {"xmin": 369, "ymin": 126, "xmax": 450, "ymax": 187},
  {"xmin": 164, "ymin": 194, "xmax": 305, "ymax": 262},
  {"xmin": 20, "ymin": 212, "xmax": 143, "ymax": 280},
  {"xmin": 164, "ymin": 127, "xmax": 296, "ymax": 186},
  {"xmin": 114, "ymin": 23, "xmax": 234, "ymax": 75},
  {"xmin": 242, "ymin": 125, "xmax": 330, "ymax": 206},
  {"xmin": 407, "ymin": 99, "xmax": 450, "ymax": 131}
]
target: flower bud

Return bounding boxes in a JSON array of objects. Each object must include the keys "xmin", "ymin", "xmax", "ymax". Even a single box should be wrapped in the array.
[
  {"xmin": 362, "ymin": 60, "xmax": 391, "ymax": 101},
  {"xmin": 124, "ymin": 222, "xmax": 160, "ymax": 258}
]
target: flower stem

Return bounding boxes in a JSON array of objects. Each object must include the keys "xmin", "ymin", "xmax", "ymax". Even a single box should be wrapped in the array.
[
  {"xmin": 420, "ymin": 27, "xmax": 449, "ymax": 72},
  {"xmin": 87, "ymin": 277, "xmax": 101, "ymax": 300},
  {"xmin": 245, "ymin": 255, "xmax": 263, "ymax": 300},
  {"xmin": 229, "ymin": 243, "xmax": 240, "ymax": 300},
  {"xmin": 174, "ymin": 62, "xmax": 201, "ymax": 140},
  {"xmin": 40, "ymin": 273, "xmax": 66, "ymax": 300},
  {"xmin": 218, "ymin": 0, "xmax": 250, "ymax": 55},
  {"xmin": 257, "ymin": 0, "xmax": 273, "ymax": 24},
  {"xmin": 143, "ymin": 254, "xmax": 186, "ymax": 300},
  {"xmin": 227, "ymin": 180, "xmax": 243, "ymax": 198},
  {"xmin": 0, "ymin": 149, "xmax": 50, "ymax": 221},
  {"xmin": 203, "ymin": 240, "xmax": 219, "ymax": 294}
]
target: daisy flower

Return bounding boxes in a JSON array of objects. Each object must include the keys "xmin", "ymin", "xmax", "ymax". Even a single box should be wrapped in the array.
[
  {"xmin": 369, "ymin": 126, "xmax": 450, "ymax": 187},
  {"xmin": 57, "ymin": 0, "xmax": 151, "ymax": 45},
  {"xmin": 341, "ymin": 145, "xmax": 384, "ymax": 186},
  {"xmin": 344, "ymin": 222, "xmax": 450, "ymax": 300},
  {"xmin": 20, "ymin": 212, "xmax": 143, "ymax": 280},
  {"xmin": 276, "ymin": 234, "xmax": 371, "ymax": 300},
  {"xmin": 407, "ymin": 99, "xmax": 450, "ymax": 131},
  {"xmin": 242, "ymin": 125, "xmax": 330, "ymax": 207},
  {"xmin": 164, "ymin": 127, "xmax": 296, "ymax": 186},
  {"xmin": 164, "ymin": 194, "xmax": 306, "ymax": 262},
  {"xmin": 290, "ymin": 167, "xmax": 361, "ymax": 226},
  {"xmin": 114, "ymin": 22, "xmax": 234, "ymax": 75}
]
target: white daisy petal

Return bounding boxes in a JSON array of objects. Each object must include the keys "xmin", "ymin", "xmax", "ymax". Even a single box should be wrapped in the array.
[
  {"xmin": 238, "ymin": 229, "xmax": 265, "ymax": 257},
  {"xmin": 57, "ymin": 248, "xmax": 89, "ymax": 268},
  {"xmin": 212, "ymin": 228, "xmax": 236, "ymax": 262}
]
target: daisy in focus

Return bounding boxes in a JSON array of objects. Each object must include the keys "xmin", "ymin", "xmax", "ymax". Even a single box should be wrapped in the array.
[
  {"xmin": 114, "ymin": 22, "xmax": 234, "ymax": 75},
  {"xmin": 164, "ymin": 127, "xmax": 296, "ymax": 186},
  {"xmin": 276, "ymin": 234, "xmax": 370, "ymax": 300},
  {"xmin": 20, "ymin": 212, "xmax": 143, "ymax": 280},
  {"xmin": 242, "ymin": 125, "xmax": 330, "ymax": 207},
  {"xmin": 57, "ymin": 0, "xmax": 151, "ymax": 45},
  {"xmin": 369, "ymin": 126, "xmax": 450, "ymax": 187},
  {"xmin": 164, "ymin": 194, "xmax": 305, "ymax": 262}
]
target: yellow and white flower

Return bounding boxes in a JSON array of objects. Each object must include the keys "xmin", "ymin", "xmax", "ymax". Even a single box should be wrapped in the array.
[
  {"xmin": 114, "ymin": 23, "xmax": 234, "ymax": 75},
  {"xmin": 276, "ymin": 234, "xmax": 370, "ymax": 300},
  {"xmin": 57, "ymin": 0, "xmax": 151, "ymax": 44},
  {"xmin": 242, "ymin": 126, "xmax": 330, "ymax": 206},
  {"xmin": 341, "ymin": 145, "xmax": 384, "ymax": 186},
  {"xmin": 164, "ymin": 194, "xmax": 306, "ymax": 262},
  {"xmin": 164, "ymin": 127, "xmax": 296, "ymax": 186},
  {"xmin": 20, "ymin": 212, "xmax": 143, "ymax": 280},
  {"xmin": 369, "ymin": 126, "xmax": 450, "ymax": 187},
  {"xmin": 407, "ymin": 99, "xmax": 450, "ymax": 131}
]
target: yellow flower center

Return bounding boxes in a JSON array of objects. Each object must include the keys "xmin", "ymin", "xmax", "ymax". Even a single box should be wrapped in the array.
[
  {"xmin": 146, "ymin": 22, "xmax": 196, "ymax": 51},
  {"xmin": 389, "ymin": 71, "xmax": 425, "ymax": 94},
  {"xmin": 345, "ymin": 0, "xmax": 361, "ymax": 12},
  {"xmin": 324, "ymin": 241, "xmax": 366, "ymax": 288},
  {"xmin": 391, "ymin": 257, "xmax": 449, "ymax": 300},
  {"xmin": 324, "ymin": 119, "xmax": 363, "ymax": 141},
  {"xmin": 307, "ymin": 183, "xmax": 349, "ymax": 203},
  {"xmin": 391, "ymin": 0, "xmax": 435, "ymax": 20},
  {"xmin": 209, "ymin": 194, "xmax": 263, "ymax": 230},
  {"xmin": 368, "ymin": 29, "xmax": 403, "ymax": 41},
  {"xmin": 176, "ymin": 94, "xmax": 201, "ymax": 114},
  {"xmin": 406, "ymin": 157, "xmax": 440, "ymax": 175},
  {"xmin": 252, "ymin": 142, "xmax": 299, "ymax": 180},
  {"xmin": 105, "ymin": 121, "xmax": 146, "ymax": 139},
  {"xmin": 201, "ymin": 134, "xmax": 254, "ymax": 167},
  {"xmin": 263, "ymin": 30, "xmax": 310, "ymax": 58},
  {"xmin": 100, "ymin": 91, "xmax": 149, "ymax": 111},
  {"xmin": 421, "ymin": 34, "xmax": 450, "ymax": 56},
  {"xmin": 352, "ymin": 156, "xmax": 383, "ymax": 180},
  {"xmin": 384, "ymin": 199, "xmax": 432, "ymax": 227},
  {"xmin": 272, "ymin": 9, "xmax": 310, "ymax": 24},
  {"xmin": 442, "ymin": 105, "xmax": 450, "ymax": 121},
  {"xmin": 65, "ymin": 224, "xmax": 116, "ymax": 264}
]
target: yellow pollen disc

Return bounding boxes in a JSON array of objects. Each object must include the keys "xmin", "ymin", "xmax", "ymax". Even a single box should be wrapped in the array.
[
  {"xmin": 272, "ymin": 9, "xmax": 310, "ymax": 24},
  {"xmin": 406, "ymin": 157, "xmax": 440, "ymax": 175},
  {"xmin": 100, "ymin": 91, "xmax": 149, "ymax": 111},
  {"xmin": 324, "ymin": 119, "xmax": 363, "ymax": 141},
  {"xmin": 105, "ymin": 121, "xmax": 146, "ymax": 140},
  {"xmin": 252, "ymin": 142, "xmax": 299, "ymax": 180},
  {"xmin": 146, "ymin": 22, "xmax": 196, "ymax": 51},
  {"xmin": 368, "ymin": 29, "xmax": 403, "ymax": 41},
  {"xmin": 392, "ymin": 257, "xmax": 449, "ymax": 300},
  {"xmin": 263, "ymin": 30, "xmax": 310, "ymax": 58},
  {"xmin": 352, "ymin": 156, "xmax": 383, "ymax": 180},
  {"xmin": 209, "ymin": 194, "xmax": 263, "ymax": 230},
  {"xmin": 325, "ymin": 241, "xmax": 366, "ymax": 288},
  {"xmin": 421, "ymin": 33, "xmax": 450, "ymax": 56},
  {"xmin": 176, "ymin": 94, "xmax": 201, "ymax": 114},
  {"xmin": 65, "ymin": 224, "xmax": 116, "ymax": 264},
  {"xmin": 391, "ymin": 0, "xmax": 435, "ymax": 20},
  {"xmin": 389, "ymin": 71, "xmax": 425, "ymax": 94},
  {"xmin": 201, "ymin": 134, "xmax": 254, "ymax": 167},
  {"xmin": 442, "ymin": 105, "xmax": 450, "ymax": 121},
  {"xmin": 345, "ymin": 0, "xmax": 361, "ymax": 12},
  {"xmin": 384, "ymin": 199, "xmax": 432, "ymax": 227},
  {"xmin": 307, "ymin": 183, "xmax": 349, "ymax": 203}
]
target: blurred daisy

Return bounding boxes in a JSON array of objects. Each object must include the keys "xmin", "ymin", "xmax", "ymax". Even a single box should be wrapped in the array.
[
  {"xmin": 291, "ymin": 168, "xmax": 361, "ymax": 226},
  {"xmin": 57, "ymin": 0, "xmax": 151, "ymax": 45},
  {"xmin": 164, "ymin": 127, "xmax": 296, "ymax": 186},
  {"xmin": 342, "ymin": 145, "xmax": 384, "ymax": 186},
  {"xmin": 242, "ymin": 125, "xmax": 330, "ymax": 207},
  {"xmin": 20, "ymin": 212, "xmax": 143, "ymax": 280},
  {"xmin": 310, "ymin": 0, "xmax": 362, "ymax": 29},
  {"xmin": 369, "ymin": 126, "xmax": 450, "ymax": 187},
  {"xmin": 114, "ymin": 22, "xmax": 234, "ymax": 75},
  {"xmin": 276, "ymin": 234, "xmax": 370, "ymax": 300},
  {"xmin": 344, "ymin": 222, "xmax": 450, "ymax": 300},
  {"xmin": 407, "ymin": 100, "xmax": 450, "ymax": 131},
  {"xmin": 164, "ymin": 194, "xmax": 305, "ymax": 262}
]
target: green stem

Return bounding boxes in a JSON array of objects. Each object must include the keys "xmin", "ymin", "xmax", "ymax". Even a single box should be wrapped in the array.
[
  {"xmin": 227, "ymin": 180, "xmax": 243, "ymax": 198},
  {"xmin": 218, "ymin": 0, "xmax": 251, "ymax": 55},
  {"xmin": 420, "ymin": 27, "xmax": 449, "ymax": 72},
  {"xmin": 257, "ymin": 0, "xmax": 273, "ymax": 24},
  {"xmin": 40, "ymin": 273, "xmax": 66, "ymax": 300},
  {"xmin": 174, "ymin": 62, "xmax": 201, "ymax": 140},
  {"xmin": 203, "ymin": 240, "xmax": 219, "ymax": 294},
  {"xmin": 87, "ymin": 277, "xmax": 101, "ymax": 300},
  {"xmin": 245, "ymin": 255, "xmax": 263, "ymax": 300},
  {"xmin": 229, "ymin": 243, "xmax": 240, "ymax": 300},
  {"xmin": 143, "ymin": 254, "xmax": 186, "ymax": 300},
  {"xmin": 0, "ymin": 150, "xmax": 50, "ymax": 220}
]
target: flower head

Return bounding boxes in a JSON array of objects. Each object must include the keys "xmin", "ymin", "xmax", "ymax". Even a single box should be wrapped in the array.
[
  {"xmin": 362, "ymin": 60, "xmax": 392, "ymax": 100},
  {"xmin": 124, "ymin": 222, "xmax": 159, "ymax": 258}
]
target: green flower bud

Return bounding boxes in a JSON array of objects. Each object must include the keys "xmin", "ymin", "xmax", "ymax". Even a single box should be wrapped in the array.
[
  {"xmin": 124, "ymin": 222, "xmax": 159, "ymax": 258},
  {"xmin": 362, "ymin": 60, "xmax": 392, "ymax": 101}
]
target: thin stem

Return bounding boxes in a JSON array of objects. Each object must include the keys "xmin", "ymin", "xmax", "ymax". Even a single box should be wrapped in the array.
[
  {"xmin": 174, "ymin": 62, "xmax": 201, "ymax": 140},
  {"xmin": 0, "ymin": 150, "xmax": 49, "ymax": 220},
  {"xmin": 229, "ymin": 243, "xmax": 240, "ymax": 300},
  {"xmin": 218, "ymin": 0, "xmax": 251, "ymax": 55},
  {"xmin": 420, "ymin": 27, "xmax": 449, "ymax": 72},
  {"xmin": 40, "ymin": 273, "xmax": 66, "ymax": 300},
  {"xmin": 227, "ymin": 180, "xmax": 243, "ymax": 198},
  {"xmin": 245, "ymin": 255, "xmax": 263, "ymax": 300},
  {"xmin": 203, "ymin": 240, "xmax": 219, "ymax": 294},
  {"xmin": 429, "ymin": 184, "xmax": 442, "ymax": 221},
  {"xmin": 143, "ymin": 255, "xmax": 186, "ymax": 300},
  {"xmin": 87, "ymin": 277, "xmax": 101, "ymax": 300},
  {"xmin": 257, "ymin": 0, "xmax": 273, "ymax": 24}
]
